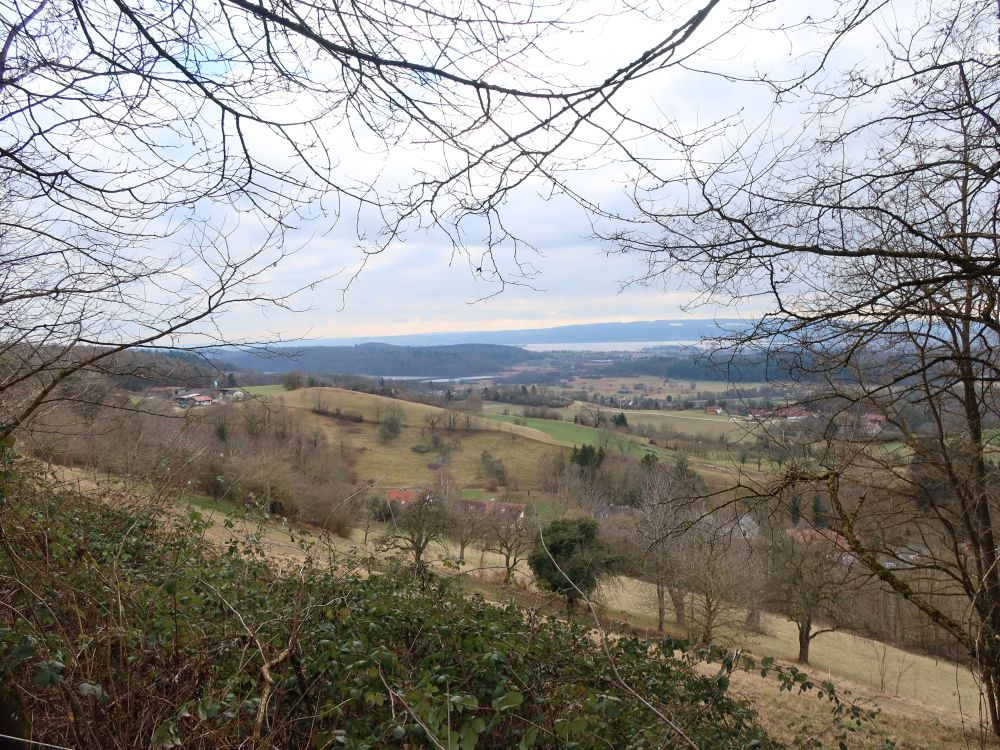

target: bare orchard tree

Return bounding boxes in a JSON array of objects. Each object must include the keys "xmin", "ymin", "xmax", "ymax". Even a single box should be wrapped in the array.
[
  {"xmin": 770, "ymin": 530, "xmax": 855, "ymax": 665},
  {"xmin": 680, "ymin": 515, "xmax": 766, "ymax": 644},
  {"xmin": 381, "ymin": 494, "xmax": 450, "ymax": 569},
  {"xmin": 446, "ymin": 502, "xmax": 487, "ymax": 566},
  {"xmin": 612, "ymin": 0, "xmax": 1000, "ymax": 734},
  {"xmin": 482, "ymin": 510, "xmax": 531, "ymax": 583},
  {"xmin": 0, "ymin": 0, "xmax": 750, "ymax": 441},
  {"xmin": 634, "ymin": 458, "xmax": 705, "ymax": 632}
]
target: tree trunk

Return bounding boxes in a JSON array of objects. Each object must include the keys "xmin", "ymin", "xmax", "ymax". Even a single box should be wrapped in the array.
[
  {"xmin": 701, "ymin": 598, "xmax": 716, "ymax": 644},
  {"xmin": 745, "ymin": 607, "xmax": 762, "ymax": 633},
  {"xmin": 982, "ymin": 666, "xmax": 1000, "ymax": 737},
  {"xmin": 655, "ymin": 580, "xmax": 667, "ymax": 632},
  {"xmin": 797, "ymin": 616, "xmax": 811, "ymax": 664},
  {"xmin": 669, "ymin": 588, "xmax": 686, "ymax": 627}
]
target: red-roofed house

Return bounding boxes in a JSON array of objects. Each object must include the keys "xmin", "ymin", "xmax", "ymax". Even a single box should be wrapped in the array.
[
  {"xmin": 785, "ymin": 527, "xmax": 849, "ymax": 549},
  {"xmin": 861, "ymin": 413, "xmax": 888, "ymax": 434},
  {"xmin": 385, "ymin": 488, "xmax": 422, "ymax": 506}
]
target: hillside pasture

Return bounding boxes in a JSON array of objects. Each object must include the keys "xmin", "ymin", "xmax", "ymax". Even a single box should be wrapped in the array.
[
  {"xmin": 560, "ymin": 376, "xmax": 771, "ymax": 401},
  {"xmin": 195, "ymin": 492, "xmax": 994, "ymax": 749},
  {"xmin": 481, "ymin": 412, "xmax": 660, "ymax": 459},
  {"xmin": 484, "ymin": 398, "xmax": 752, "ymax": 442},
  {"xmin": 583, "ymin": 404, "xmax": 748, "ymax": 441},
  {"xmin": 72, "ymin": 461, "xmax": 988, "ymax": 749},
  {"xmin": 278, "ymin": 399, "xmax": 565, "ymax": 490}
]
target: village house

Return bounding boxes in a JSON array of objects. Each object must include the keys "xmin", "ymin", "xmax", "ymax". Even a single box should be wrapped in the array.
[
  {"xmin": 385, "ymin": 488, "xmax": 422, "ymax": 506},
  {"xmin": 746, "ymin": 406, "xmax": 816, "ymax": 422},
  {"xmin": 860, "ymin": 413, "xmax": 887, "ymax": 435},
  {"xmin": 174, "ymin": 392, "xmax": 215, "ymax": 407}
]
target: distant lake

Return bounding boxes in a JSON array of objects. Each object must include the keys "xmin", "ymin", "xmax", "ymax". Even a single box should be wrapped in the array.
[
  {"xmin": 361, "ymin": 373, "xmax": 503, "ymax": 382},
  {"xmin": 520, "ymin": 340, "xmax": 704, "ymax": 352}
]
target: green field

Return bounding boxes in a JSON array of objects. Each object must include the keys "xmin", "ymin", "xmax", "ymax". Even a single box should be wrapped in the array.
[
  {"xmin": 617, "ymin": 409, "xmax": 747, "ymax": 439},
  {"xmin": 485, "ymin": 400, "xmax": 751, "ymax": 441},
  {"xmin": 481, "ymin": 413, "xmax": 661, "ymax": 459},
  {"xmin": 244, "ymin": 384, "xmax": 286, "ymax": 396}
]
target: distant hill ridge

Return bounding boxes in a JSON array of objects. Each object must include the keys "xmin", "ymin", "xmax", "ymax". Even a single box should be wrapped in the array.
[
  {"xmin": 220, "ymin": 342, "xmax": 541, "ymax": 377},
  {"xmin": 313, "ymin": 318, "xmax": 749, "ymax": 347}
]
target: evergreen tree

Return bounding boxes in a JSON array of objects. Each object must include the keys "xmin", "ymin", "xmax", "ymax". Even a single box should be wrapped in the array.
[
  {"xmin": 811, "ymin": 495, "xmax": 826, "ymax": 529},
  {"xmin": 789, "ymin": 494, "xmax": 802, "ymax": 525},
  {"xmin": 528, "ymin": 518, "xmax": 617, "ymax": 611}
]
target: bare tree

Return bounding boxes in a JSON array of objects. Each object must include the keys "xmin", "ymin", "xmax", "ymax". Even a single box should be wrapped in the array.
[
  {"xmin": 611, "ymin": 0, "xmax": 1000, "ymax": 734},
  {"xmin": 0, "ymin": 0, "xmax": 751, "ymax": 442},
  {"xmin": 381, "ymin": 494, "xmax": 450, "ymax": 569},
  {"xmin": 770, "ymin": 531, "xmax": 854, "ymax": 664},
  {"xmin": 423, "ymin": 412, "xmax": 443, "ymax": 432},
  {"xmin": 679, "ymin": 516, "xmax": 765, "ymax": 644},
  {"xmin": 634, "ymin": 459, "xmax": 704, "ymax": 632},
  {"xmin": 446, "ymin": 503, "xmax": 487, "ymax": 565},
  {"xmin": 482, "ymin": 511, "xmax": 531, "ymax": 582},
  {"xmin": 377, "ymin": 403, "xmax": 404, "ymax": 444}
]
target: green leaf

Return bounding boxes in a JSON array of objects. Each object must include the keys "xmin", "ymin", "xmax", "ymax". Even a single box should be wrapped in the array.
[
  {"xmin": 491, "ymin": 690, "xmax": 524, "ymax": 711},
  {"xmin": 77, "ymin": 682, "xmax": 108, "ymax": 702},
  {"xmin": 150, "ymin": 720, "xmax": 183, "ymax": 749},
  {"xmin": 34, "ymin": 660, "xmax": 64, "ymax": 688},
  {"xmin": 9, "ymin": 642, "xmax": 36, "ymax": 668},
  {"xmin": 196, "ymin": 699, "xmax": 221, "ymax": 720}
]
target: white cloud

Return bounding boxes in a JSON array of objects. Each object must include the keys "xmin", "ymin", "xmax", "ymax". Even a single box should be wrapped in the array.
[{"xmin": 205, "ymin": 0, "xmax": 915, "ymax": 342}]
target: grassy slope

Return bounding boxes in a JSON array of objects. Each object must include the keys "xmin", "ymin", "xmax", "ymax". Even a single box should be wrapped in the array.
[
  {"xmin": 181, "ymin": 490, "xmax": 991, "ymax": 749},
  {"xmin": 271, "ymin": 388, "xmax": 567, "ymax": 489},
  {"xmin": 480, "ymin": 412, "xmax": 658, "ymax": 456},
  {"xmin": 271, "ymin": 387, "xmax": 744, "ymax": 490}
]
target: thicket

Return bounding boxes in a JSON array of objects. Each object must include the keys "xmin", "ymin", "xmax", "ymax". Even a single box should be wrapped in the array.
[
  {"xmin": 0, "ymin": 460, "xmax": 789, "ymax": 749},
  {"xmin": 23, "ymin": 397, "xmax": 356, "ymax": 535}
]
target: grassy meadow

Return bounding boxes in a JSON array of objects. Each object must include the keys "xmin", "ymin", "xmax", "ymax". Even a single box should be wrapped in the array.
[
  {"xmin": 557, "ymin": 376, "xmax": 770, "ymax": 401},
  {"xmin": 263, "ymin": 387, "xmax": 567, "ymax": 489}
]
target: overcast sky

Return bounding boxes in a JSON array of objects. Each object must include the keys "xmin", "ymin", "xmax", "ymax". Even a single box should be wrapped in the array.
[{"xmin": 210, "ymin": 0, "xmax": 898, "ymax": 342}]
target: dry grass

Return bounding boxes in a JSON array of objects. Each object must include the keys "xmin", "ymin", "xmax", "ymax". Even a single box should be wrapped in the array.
[
  {"xmin": 276, "ymin": 396, "xmax": 565, "ymax": 489},
  {"xmin": 599, "ymin": 576, "xmax": 997, "ymax": 749},
  {"xmin": 281, "ymin": 387, "xmax": 563, "ymax": 444}
]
